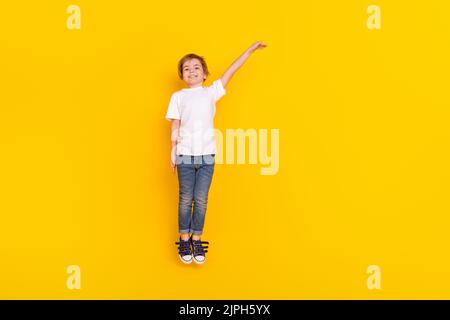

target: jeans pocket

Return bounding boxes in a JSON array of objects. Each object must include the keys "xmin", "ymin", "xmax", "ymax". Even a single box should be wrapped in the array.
[
  {"xmin": 204, "ymin": 154, "xmax": 215, "ymax": 165},
  {"xmin": 175, "ymin": 155, "xmax": 183, "ymax": 166}
]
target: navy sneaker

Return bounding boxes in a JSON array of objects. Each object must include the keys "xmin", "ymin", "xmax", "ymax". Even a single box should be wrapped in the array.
[
  {"xmin": 175, "ymin": 237, "xmax": 193, "ymax": 264},
  {"xmin": 191, "ymin": 237, "xmax": 209, "ymax": 264}
]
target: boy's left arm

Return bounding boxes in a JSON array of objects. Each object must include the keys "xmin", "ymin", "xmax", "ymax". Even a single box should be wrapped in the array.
[{"xmin": 220, "ymin": 41, "xmax": 267, "ymax": 88}]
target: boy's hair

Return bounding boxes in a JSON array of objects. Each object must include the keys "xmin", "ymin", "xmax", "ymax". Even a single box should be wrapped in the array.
[{"xmin": 178, "ymin": 53, "xmax": 210, "ymax": 81}]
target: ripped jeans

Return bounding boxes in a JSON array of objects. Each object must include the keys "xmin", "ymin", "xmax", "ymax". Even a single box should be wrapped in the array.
[{"xmin": 176, "ymin": 154, "xmax": 215, "ymax": 235}]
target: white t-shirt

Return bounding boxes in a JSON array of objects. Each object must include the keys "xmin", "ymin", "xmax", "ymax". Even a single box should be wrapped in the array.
[{"xmin": 165, "ymin": 79, "xmax": 226, "ymax": 156}]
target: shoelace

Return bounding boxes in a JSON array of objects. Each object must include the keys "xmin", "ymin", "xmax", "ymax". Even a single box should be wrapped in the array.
[
  {"xmin": 175, "ymin": 239, "xmax": 192, "ymax": 256},
  {"xmin": 191, "ymin": 239, "xmax": 209, "ymax": 256}
]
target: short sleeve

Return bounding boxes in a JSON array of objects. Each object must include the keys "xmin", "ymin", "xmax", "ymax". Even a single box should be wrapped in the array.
[
  {"xmin": 211, "ymin": 78, "xmax": 226, "ymax": 102},
  {"xmin": 165, "ymin": 93, "xmax": 181, "ymax": 121}
]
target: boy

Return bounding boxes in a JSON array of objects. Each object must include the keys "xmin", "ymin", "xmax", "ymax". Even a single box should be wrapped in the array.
[{"xmin": 166, "ymin": 41, "xmax": 268, "ymax": 264}]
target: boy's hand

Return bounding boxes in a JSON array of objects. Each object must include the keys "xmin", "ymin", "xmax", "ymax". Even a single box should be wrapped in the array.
[
  {"xmin": 170, "ymin": 144, "xmax": 177, "ymax": 173},
  {"xmin": 248, "ymin": 41, "xmax": 268, "ymax": 54},
  {"xmin": 221, "ymin": 40, "xmax": 268, "ymax": 88},
  {"xmin": 170, "ymin": 147, "xmax": 177, "ymax": 173}
]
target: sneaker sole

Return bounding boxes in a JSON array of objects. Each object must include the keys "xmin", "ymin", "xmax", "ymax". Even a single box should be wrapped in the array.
[
  {"xmin": 193, "ymin": 257, "xmax": 206, "ymax": 265},
  {"xmin": 179, "ymin": 255, "xmax": 193, "ymax": 264}
]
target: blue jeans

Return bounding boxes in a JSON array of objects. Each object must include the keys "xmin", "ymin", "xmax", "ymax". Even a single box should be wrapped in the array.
[{"xmin": 176, "ymin": 154, "xmax": 215, "ymax": 235}]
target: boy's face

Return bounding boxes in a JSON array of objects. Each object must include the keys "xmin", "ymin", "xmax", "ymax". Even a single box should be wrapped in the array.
[{"xmin": 182, "ymin": 58, "xmax": 206, "ymax": 87}]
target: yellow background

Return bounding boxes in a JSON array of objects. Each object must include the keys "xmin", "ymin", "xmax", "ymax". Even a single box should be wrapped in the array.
[{"xmin": 1, "ymin": 0, "xmax": 449, "ymax": 299}]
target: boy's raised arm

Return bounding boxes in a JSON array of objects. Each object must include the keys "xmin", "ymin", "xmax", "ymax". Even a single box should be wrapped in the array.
[{"xmin": 220, "ymin": 41, "xmax": 268, "ymax": 88}]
